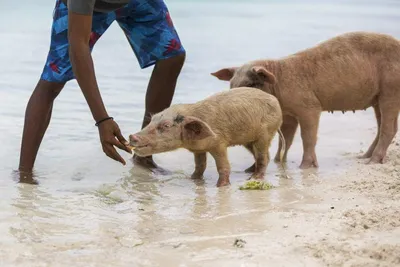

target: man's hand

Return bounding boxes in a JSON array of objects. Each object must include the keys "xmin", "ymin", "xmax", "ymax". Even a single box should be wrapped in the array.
[{"xmin": 98, "ymin": 119, "xmax": 131, "ymax": 165}]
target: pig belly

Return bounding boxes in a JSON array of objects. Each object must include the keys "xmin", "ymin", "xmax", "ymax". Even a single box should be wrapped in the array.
[
  {"xmin": 320, "ymin": 91, "xmax": 378, "ymax": 111},
  {"xmin": 313, "ymin": 54, "xmax": 381, "ymax": 111},
  {"xmin": 316, "ymin": 78, "xmax": 379, "ymax": 111},
  {"xmin": 226, "ymin": 129, "xmax": 262, "ymax": 146}
]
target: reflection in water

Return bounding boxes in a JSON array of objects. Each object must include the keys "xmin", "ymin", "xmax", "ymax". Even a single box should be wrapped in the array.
[{"xmin": 11, "ymin": 183, "xmax": 50, "ymax": 244}]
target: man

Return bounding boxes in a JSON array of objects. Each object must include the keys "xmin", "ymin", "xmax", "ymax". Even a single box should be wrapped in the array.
[{"xmin": 18, "ymin": 0, "xmax": 186, "ymax": 182}]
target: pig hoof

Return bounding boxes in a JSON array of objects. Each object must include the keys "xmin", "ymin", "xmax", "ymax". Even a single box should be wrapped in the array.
[
  {"xmin": 244, "ymin": 164, "xmax": 256, "ymax": 173},
  {"xmin": 357, "ymin": 153, "xmax": 372, "ymax": 159},
  {"xmin": 191, "ymin": 173, "xmax": 204, "ymax": 180},
  {"xmin": 216, "ymin": 179, "xmax": 231, "ymax": 187},
  {"xmin": 249, "ymin": 173, "xmax": 265, "ymax": 180},
  {"xmin": 367, "ymin": 157, "xmax": 384, "ymax": 165},
  {"xmin": 274, "ymin": 156, "xmax": 287, "ymax": 163},
  {"xmin": 299, "ymin": 161, "xmax": 318, "ymax": 169}
]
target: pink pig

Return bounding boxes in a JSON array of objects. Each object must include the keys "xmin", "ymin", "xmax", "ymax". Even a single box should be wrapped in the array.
[{"xmin": 129, "ymin": 87, "xmax": 285, "ymax": 187}]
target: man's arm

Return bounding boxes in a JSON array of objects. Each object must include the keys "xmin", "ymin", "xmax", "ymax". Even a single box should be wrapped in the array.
[
  {"xmin": 68, "ymin": 10, "xmax": 131, "ymax": 164},
  {"xmin": 68, "ymin": 12, "xmax": 108, "ymax": 122}
]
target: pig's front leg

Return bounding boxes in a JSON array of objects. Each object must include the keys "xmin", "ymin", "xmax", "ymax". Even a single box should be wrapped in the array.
[
  {"xmin": 210, "ymin": 147, "xmax": 231, "ymax": 187},
  {"xmin": 191, "ymin": 152, "xmax": 207, "ymax": 179}
]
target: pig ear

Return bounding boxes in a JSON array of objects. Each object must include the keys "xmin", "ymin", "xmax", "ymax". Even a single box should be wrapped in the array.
[
  {"xmin": 252, "ymin": 66, "xmax": 276, "ymax": 84},
  {"xmin": 211, "ymin": 67, "xmax": 237, "ymax": 81},
  {"xmin": 182, "ymin": 117, "xmax": 216, "ymax": 141}
]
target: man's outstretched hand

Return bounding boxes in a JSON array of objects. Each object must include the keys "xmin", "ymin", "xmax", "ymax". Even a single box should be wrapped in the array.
[{"xmin": 98, "ymin": 119, "xmax": 131, "ymax": 165}]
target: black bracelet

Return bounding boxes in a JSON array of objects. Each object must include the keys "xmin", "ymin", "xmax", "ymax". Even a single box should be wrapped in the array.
[{"xmin": 95, "ymin": 116, "xmax": 114, "ymax": 126}]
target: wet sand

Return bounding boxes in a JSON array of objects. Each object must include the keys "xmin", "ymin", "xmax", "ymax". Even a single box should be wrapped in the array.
[{"xmin": 1, "ymin": 114, "xmax": 399, "ymax": 266}]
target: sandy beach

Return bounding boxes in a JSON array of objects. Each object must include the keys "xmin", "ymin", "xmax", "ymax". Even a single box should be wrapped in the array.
[
  {"xmin": 1, "ymin": 0, "xmax": 399, "ymax": 266},
  {"xmin": 1, "ymin": 129, "xmax": 398, "ymax": 267}
]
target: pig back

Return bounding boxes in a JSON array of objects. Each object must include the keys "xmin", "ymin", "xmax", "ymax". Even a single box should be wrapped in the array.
[{"xmin": 192, "ymin": 87, "xmax": 282, "ymax": 145}]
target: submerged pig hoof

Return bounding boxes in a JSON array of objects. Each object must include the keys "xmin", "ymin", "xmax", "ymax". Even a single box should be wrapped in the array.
[
  {"xmin": 249, "ymin": 173, "xmax": 265, "ymax": 180},
  {"xmin": 216, "ymin": 179, "xmax": 230, "ymax": 187},
  {"xmin": 190, "ymin": 173, "xmax": 204, "ymax": 180},
  {"xmin": 244, "ymin": 164, "xmax": 256, "ymax": 173},
  {"xmin": 299, "ymin": 161, "xmax": 318, "ymax": 169}
]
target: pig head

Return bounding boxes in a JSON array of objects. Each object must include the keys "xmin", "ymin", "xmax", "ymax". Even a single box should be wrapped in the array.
[
  {"xmin": 129, "ymin": 111, "xmax": 217, "ymax": 157},
  {"xmin": 211, "ymin": 63, "xmax": 277, "ymax": 95}
]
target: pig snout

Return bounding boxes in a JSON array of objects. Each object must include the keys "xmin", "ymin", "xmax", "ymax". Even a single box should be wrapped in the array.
[
  {"xmin": 128, "ymin": 134, "xmax": 149, "ymax": 147},
  {"xmin": 129, "ymin": 134, "xmax": 140, "ymax": 144}
]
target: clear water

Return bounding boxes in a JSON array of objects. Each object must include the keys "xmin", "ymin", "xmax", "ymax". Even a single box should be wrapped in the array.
[{"xmin": 1, "ymin": 0, "xmax": 399, "ymax": 266}]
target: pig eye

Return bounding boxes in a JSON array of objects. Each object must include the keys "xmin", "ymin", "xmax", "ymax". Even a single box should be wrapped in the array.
[{"xmin": 157, "ymin": 123, "xmax": 171, "ymax": 132}]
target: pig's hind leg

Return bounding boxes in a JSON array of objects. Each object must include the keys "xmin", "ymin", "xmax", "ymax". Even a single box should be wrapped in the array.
[
  {"xmin": 210, "ymin": 146, "xmax": 231, "ymax": 187},
  {"xmin": 243, "ymin": 143, "xmax": 256, "ymax": 173},
  {"xmin": 250, "ymin": 134, "xmax": 274, "ymax": 180},
  {"xmin": 358, "ymin": 104, "xmax": 381, "ymax": 159},
  {"xmin": 368, "ymin": 96, "xmax": 399, "ymax": 164}
]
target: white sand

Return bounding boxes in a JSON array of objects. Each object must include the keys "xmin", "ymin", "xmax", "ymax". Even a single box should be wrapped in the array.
[{"xmin": 237, "ymin": 145, "xmax": 400, "ymax": 267}]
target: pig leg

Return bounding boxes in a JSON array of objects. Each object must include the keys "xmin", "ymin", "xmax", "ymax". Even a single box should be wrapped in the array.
[
  {"xmin": 274, "ymin": 115, "xmax": 299, "ymax": 162},
  {"xmin": 244, "ymin": 143, "xmax": 256, "ymax": 173},
  {"xmin": 358, "ymin": 104, "xmax": 381, "ymax": 159},
  {"xmin": 250, "ymin": 134, "xmax": 274, "ymax": 180},
  {"xmin": 210, "ymin": 147, "xmax": 231, "ymax": 187},
  {"xmin": 368, "ymin": 100, "xmax": 399, "ymax": 164},
  {"xmin": 298, "ymin": 111, "xmax": 321, "ymax": 169},
  {"xmin": 191, "ymin": 152, "xmax": 207, "ymax": 179}
]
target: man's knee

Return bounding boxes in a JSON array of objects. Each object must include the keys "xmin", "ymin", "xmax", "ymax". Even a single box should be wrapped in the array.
[
  {"xmin": 171, "ymin": 52, "xmax": 186, "ymax": 67},
  {"xmin": 156, "ymin": 52, "xmax": 186, "ymax": 72},
  {"xmin": 36, "ymin": 79, "xmax": 66, "ymax": 100}
]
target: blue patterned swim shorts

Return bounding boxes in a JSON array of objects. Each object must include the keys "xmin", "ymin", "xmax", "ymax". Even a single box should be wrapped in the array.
[{"xmin": 41, "ymin": 0, "xmax": 185, "ymax": 83}]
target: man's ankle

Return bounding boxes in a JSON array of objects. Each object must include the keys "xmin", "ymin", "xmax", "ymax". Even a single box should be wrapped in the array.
[{"xmin": 18, "ymin": 165, "xmax": 33, "ymax": 173}]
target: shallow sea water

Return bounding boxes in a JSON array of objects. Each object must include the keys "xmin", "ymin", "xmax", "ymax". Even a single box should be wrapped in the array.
[{"xmin": 1, "ymin": 0, "xmax": 400, "ymax": 266}]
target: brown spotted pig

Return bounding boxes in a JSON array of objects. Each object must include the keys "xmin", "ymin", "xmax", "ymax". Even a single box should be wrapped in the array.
[
  {"xmin": 211, "ymin": 31, "xmax": 400, "ymax": 169},
  {"xmin": 129, "ymin": 87, "xmax": 285, "ymax": 187}
]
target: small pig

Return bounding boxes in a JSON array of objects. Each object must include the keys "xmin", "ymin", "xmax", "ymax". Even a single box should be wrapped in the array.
[
  {"xmin": 129, "ymin": 87, "xmax": 285, "ymax": 187},
  {"xmin": 211, "ymin": 31, "xmax": 400, "ymax": 169}
]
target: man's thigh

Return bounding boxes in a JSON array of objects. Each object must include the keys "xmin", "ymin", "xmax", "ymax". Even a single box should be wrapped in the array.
[
  {"xmin": 116, "ymin": 0, "xmax": 186, "ymax": 69},
  {"xmin": 40, "ymin": 0, "xmax": 116, "ymax": 83}
]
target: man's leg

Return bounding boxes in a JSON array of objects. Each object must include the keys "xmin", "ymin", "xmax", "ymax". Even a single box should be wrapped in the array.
[
  {"xmin": 18, "ymin": 0, "xmax": 115, "ymax": 182},
  {"xmin": 116, "ymin": 0, "xmax": 186, "ymax": 170},
  {"xmin": 134, "ymin": 53, "xmax": 185, "ymax": 169},
  {"xmin": 19, "ymin": 80, "xmax": 64, "ymax": 174}
]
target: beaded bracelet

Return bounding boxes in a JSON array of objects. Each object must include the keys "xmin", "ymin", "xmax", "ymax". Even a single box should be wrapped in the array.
[{"xmin": 95, "ymin": 116, "xmax": 114, "ymax": 126}]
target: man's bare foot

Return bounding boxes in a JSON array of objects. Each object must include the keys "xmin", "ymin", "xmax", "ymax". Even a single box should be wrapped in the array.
[
  {"xmin": 132, "ymin": 154, "xmax": 172, "ymax": 175},
  {"xmin": 14, "ymin": 169, "xmax": 39, "ymax": 185}
]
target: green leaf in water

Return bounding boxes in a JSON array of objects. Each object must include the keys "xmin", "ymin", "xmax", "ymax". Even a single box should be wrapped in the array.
[{"xmin": 239, "ymin": 180, "xmax": 274, "ymax": 190}]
